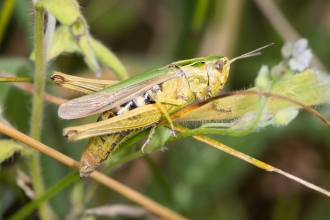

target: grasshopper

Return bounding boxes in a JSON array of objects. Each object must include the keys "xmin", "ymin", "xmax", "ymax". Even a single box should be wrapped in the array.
[{"xmin": 52, "ymin": 44, "xmax": 272, "ymax": 177}]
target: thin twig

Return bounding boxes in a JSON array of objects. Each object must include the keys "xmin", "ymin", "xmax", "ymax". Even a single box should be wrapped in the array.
[
  {"xmin": 174, "ymin": 125, "xmax": 330, "ymax": 197},
  {"xmin": 0, "ymin": 77, "xmax": 33, "ymax": 82},
  {"xmin": 0, "ymin": 122, "xmax": 187, "ymax": 220},
  {"xmin": 0, "ymin": 71, "xmax": 67, "ymax": 105}
]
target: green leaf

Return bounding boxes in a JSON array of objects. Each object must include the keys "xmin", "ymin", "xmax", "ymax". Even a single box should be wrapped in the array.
[
  {"xmin": 36, "ymin": 0, "xmax": 102, "ymax": 76},
  {"xmin": 0, "ymin": 82, "xmax": 10, "ymax": 105},
  {"xmin": 30, "ymin": 25, "xmax": 80, "ymax": 61},
  {"xmin": 255, "ymin": 65, "xmax": 270, "ymax": 90},
  {"xmin": 35, "ymin": 0, "xmax": 81, "ymax": 26},
  {"xmin": 0, "ymin": 58, "xmax": 32, "ymax": 74},
  {"xmin": 272, "ymin": 108, "xmax": 299, "ymax": 127},
  {"xmin": 34, "ymin": 0, "xmax": 128, "ymax": 79},
  {"xmin": 144, "ymin": 126, "xmax": 173, "ymax": 154},
  {"xmin": 0, "ymin": 140, "xmax": 30, "ymax": 163},
  {"xmin": 90, "ymin": 38, "xmax": 128, "ymax": 80},
  {"xmin": 77, "ymin": 34, "xmax": 101, "ymax": 77}
]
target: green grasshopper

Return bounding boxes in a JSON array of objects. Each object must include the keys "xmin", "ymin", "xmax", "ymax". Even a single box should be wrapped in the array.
[{"xmin": 52, "ymin": 44, "xmax": 272, "ymax": 177}]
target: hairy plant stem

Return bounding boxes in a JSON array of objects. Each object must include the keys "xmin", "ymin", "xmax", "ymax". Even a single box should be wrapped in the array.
[{"xmin": 28, "ymin": 7, "xmax": 48, "ymax": 220}]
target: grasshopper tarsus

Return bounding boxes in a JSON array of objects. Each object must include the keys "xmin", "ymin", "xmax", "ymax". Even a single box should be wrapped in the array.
[
  {"xmin": 141, "ymin": 124, "xmax": 157, "ymax": 154},
  {"xmin": 141, "ymin": 141, "xmax": 148, "ymax": 154},
  {"xmin": 79, "ymin": 170, "xmax": 93, "ymax": 178},
  {"xmin": 172, "ymin": 130, "xmax": 177, "ymax": 139}
]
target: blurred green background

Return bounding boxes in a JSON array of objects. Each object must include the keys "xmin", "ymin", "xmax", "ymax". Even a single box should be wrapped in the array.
[{"xmin": 1, "ymin": 0, "xmax": 330, "ymax": 219}]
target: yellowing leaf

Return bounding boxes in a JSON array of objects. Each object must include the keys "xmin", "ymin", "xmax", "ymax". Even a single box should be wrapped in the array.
[{"xmin": 174, "ymin": 69, "xmax": 329, "ymax": 122}]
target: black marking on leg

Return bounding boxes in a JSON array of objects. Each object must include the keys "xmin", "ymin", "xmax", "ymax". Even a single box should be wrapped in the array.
[{"xmin": 108, "ymin": 130, "xmax": 132, "ymax": 153}]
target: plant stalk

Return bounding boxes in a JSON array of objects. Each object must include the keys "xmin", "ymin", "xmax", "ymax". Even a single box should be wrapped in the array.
[{"xmin": 28, "ymin": 7, "xmax": 49, "ymax": 220}]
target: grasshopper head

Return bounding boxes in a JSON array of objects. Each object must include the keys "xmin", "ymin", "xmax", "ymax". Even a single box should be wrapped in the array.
[
  {"xmin": 206, "ymin": 43, "xmax": 274, "ymax": 98},
  {"xmin": 206, "ymin": 57, "xmax": 230, "ymax": 97}
]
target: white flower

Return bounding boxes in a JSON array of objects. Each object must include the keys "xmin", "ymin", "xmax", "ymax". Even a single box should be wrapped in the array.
[{"xmin": 281, "ymin": 38, "xmax": 312, "ymax": 72}]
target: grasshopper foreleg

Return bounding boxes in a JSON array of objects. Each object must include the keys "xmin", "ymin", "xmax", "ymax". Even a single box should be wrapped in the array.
[{"xmin": 141, "ymin": 124, "xmax": 157, "ymax": 154}]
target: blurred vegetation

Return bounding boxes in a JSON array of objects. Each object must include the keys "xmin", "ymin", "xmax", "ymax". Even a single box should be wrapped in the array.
[{"xmin": 1, "ymin": 0, "xmax": 330, "ymax": 219}]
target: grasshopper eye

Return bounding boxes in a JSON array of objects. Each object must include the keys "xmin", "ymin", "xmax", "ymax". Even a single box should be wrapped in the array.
[{"xmin": 215, "ymin": 59, "xmax": 224, "ymax": 72}]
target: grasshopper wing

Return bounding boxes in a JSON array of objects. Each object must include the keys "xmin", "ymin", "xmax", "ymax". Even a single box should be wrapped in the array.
[
  {"xmin": 63, "ymin": 104, "xmax": 161, "ymax": 141},
  {"xmin": 58, "ymin": 65, "xmax": 182, "ymax": 119}
]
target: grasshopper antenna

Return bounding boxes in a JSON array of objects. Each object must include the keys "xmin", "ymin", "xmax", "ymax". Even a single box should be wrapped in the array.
[{"xmin": 227, "ymin": 43, "xmax": 274, "ymax": 66}]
